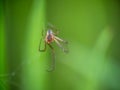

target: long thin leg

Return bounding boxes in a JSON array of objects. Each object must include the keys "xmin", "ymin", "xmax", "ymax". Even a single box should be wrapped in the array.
[
  {"xmin": 47, "ymin": 44, "xmax": 56, "ymax": 72},
  {"xmin": 39, "ymin": 29, "xmax": 46, "ymax": 52},
  {"xmin": 47, "ymin": 23, "xmax": 59, "ymax": 35},
  {"xmin": 54, "ymin": 38, "xmax": 68, "ymax": 53},
  {"xmin": 54, "ymin": 36, "xmax": 68, "ymax": 44},
  {"xmin": 38, "ymin": 39, "xmax": 46, "ymax": 52},
  {"xmin": 41, "ymin": 28, "xmax": 46, "ymax": 36}
]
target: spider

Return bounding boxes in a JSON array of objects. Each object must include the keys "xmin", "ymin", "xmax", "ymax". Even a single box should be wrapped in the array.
[{"xmin": 39, "ymin": 24, "xmax": 68, "ymax": 72}]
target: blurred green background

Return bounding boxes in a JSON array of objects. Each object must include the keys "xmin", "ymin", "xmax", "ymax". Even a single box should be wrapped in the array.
[{"xmin": 0, "ymin": 0, "xmax": 120, "ymax": 90}]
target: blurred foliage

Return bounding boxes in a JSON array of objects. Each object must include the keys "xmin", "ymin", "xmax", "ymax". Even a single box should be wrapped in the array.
[
  {"xmin": 0, "ymin": 1, "xmax": 6, "ymax": 90},
  {"xmin": 0, "ymin": 0, "xmax": 120, "ymax": 90}
]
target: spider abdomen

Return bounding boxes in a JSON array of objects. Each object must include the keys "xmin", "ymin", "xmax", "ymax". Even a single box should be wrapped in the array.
[{"xmin": 46, "ymin": 34, "xmax": 54, "ymax": 43}]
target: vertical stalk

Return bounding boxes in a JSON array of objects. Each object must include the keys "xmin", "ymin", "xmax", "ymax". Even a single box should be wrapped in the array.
[
  {"xmin": 0, "ymin": 1, "xmax": 6, "ymax": 89},
  {"xmin": 22, "ymin": 0, "xmax": 48, "ymax": 90}
]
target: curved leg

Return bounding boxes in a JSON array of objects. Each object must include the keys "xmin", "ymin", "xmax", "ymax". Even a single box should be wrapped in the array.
[
  {"xmin": 54, "ymin": 38, "xmax": 69, "ymax": 53},
  {"xmin": 38, "ymin": 38, "xmax": 46, "ymax": 52},
  {"xmin": 39, "ymin": 29, "xmax": 46, "ymax": 52},
  {"xmin": 54, "ymin": 36, "xmax": 68, "ymax": 44},
  {"xmin": 47, "ymin": 44, "xmax": 56, "ymax": 72},
  {"xmin": 47, "ymin": 23, "xmax": 59, "ymax": 35}
]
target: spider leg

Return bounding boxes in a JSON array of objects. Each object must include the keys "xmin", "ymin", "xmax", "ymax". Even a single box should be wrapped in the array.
[
  {"xmin": 38, "ymin": 39, "xmax": 46, "ymax": 52},
  {"xmin": 53, "ymin": 29, "xmax": 59, "ymax": 36},
  {"xmin": 47, "ymin": 44, "xmax": 56, "ymax": 72},
  {"xmin": 54, "ymin": 36, "xmax": 68, "ymax": 44},
  {"xmin": 47, "ymin": 23, "xmax": 59, "ymax": 35},
  {"xmin": 39, "ymin": 29, "xmax": 46, "ymax": 52},
  {"xmin": 41, "ymin": 28, "xmax": 46, "ymax": 36},
  {"xmin": 54, "ymin": 38, "xmax": 68, "ymax": 53}
]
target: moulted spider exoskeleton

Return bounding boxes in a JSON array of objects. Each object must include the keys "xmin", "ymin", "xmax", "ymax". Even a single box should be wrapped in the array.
[{"xmin": 39, "ymin": 24, "xmax": 68, "ymax": 72}]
